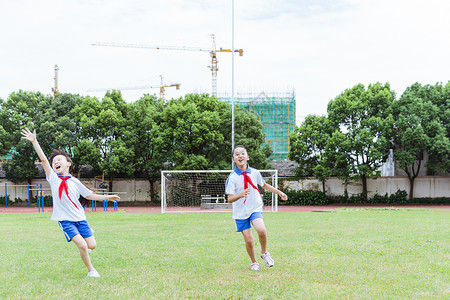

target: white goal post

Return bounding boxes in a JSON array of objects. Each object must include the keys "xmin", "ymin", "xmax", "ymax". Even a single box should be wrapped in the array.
[{"xmin": 161, "ymin": 170, "xmax": 279, "ymax": 213}]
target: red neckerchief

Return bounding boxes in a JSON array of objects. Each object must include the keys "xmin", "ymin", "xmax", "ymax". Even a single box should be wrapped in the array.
[
  {"xmin": 241, "ymin": 171, "xmax": 261, "ymax": 204},
  {"xmin": 58, "ymin": 175, "xmax": 80, "ymax": 210}
]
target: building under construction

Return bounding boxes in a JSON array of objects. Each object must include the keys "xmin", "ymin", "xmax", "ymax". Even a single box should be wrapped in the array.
[{"xmin": 217, "ymin": 90, "xmax": 296, "ymax": 160}]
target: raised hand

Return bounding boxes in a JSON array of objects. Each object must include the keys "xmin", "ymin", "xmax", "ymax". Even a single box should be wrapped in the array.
[{"xmin": 21, "ymin": 128, "xmax": 36, "ymax": 143}]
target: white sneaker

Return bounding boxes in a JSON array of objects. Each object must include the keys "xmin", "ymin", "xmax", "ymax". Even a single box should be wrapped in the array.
[
  {"xmin": 261, "ymin": 252, "xmax": 274, "ymax": 267},
  {"xmin": 250, "ymin": 262, "xmax": 260, "ymax": 271},
  {"xmin": 87, "ymin": 269, "xmax": 100, "ymax": 278}
]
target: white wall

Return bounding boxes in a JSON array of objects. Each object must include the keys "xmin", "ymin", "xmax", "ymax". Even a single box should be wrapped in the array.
[
  {"xmin": 281, "ymin": 176, "xmax": 450, "ymax": 198},
  {"xmin": 0, "ymin": 178, "xmax": 159, "ymax": 203},
  {"xmin": 1, "ymin": 176, "xmax": 449, "ymax": 203}
]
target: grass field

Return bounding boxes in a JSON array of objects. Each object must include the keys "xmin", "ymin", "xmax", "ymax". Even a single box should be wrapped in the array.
[{"xmin": 1, "ymin": 209, "xmax": 449, "ymax": 299}]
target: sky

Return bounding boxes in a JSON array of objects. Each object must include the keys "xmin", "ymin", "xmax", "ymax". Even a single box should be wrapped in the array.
[{"xmin": 1, "ymin": 0, "xmax": 449, "ymax": 125}]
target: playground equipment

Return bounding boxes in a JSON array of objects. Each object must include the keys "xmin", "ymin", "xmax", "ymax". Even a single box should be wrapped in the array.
[
  {"xmin": 2, "ymin": 182, "xmax": 119, "ymax": 212},
  {"xmin": 3, "ymin": 183, "xmax": 32, "ymax": 208},
  {"xmin": 92, "ymin": 173, "xmax": 123, "ymax": 211},
  {"xmin": 28, "ymin": 184, "xmax": 48, "ymax": 212}
]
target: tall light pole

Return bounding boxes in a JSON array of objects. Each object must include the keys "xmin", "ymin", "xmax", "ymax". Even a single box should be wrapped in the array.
[{"xmin": 231, "ymin": 0, "xmax": 235, "ymax": 168}]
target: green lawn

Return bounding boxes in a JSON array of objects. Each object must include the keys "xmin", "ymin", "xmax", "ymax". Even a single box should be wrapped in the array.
[{"xmin": 1, "ymin": 210, "xmax": 448, "ymax": 299}]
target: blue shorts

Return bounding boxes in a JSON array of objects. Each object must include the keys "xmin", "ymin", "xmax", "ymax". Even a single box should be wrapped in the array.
[
  {"xmin": 58, "ymin": 220, "xmax": 94, "ymax": 242},
  {"xmin": 235, "ymin": 212, "xmax": 263, "ymax": 232}
]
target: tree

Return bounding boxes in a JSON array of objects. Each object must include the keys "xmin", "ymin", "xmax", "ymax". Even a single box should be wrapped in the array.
[
  {"xmin": 125, "ymin": 94, "xmax": 166, "ymax": 201},
  {"xmin": 327, "ymin": 83, "xmax": 395, "ymax": 197},
  {"xmin": 161, "ymin": 94, "xmax": 226, "ymax": 170},
  {"xmin": 0, "ymin": 91, "xmax": 51, "ymax": 185},
  {"xmin": 72, "ymin": 91, "xmax": 134, "ymax": 191},
  {"xmin": 0, "ymin": 91, "xmax": 86, "ymax": 187},
  {"xmin": 393, "ymin": 82, "xmax": 450, "ymax": 199},
  {"xmin": 0, "ymin": 125, "xmax": 11, "ymax": 156},
  {"xmin": 289, "ymin": 115, "xmax": 333, "ymax": 192},
  {"xmin": 35, "ymin": 93, "xmax": 83, "ymax": 172},
  {"xmin": 161, "ymin": 94, "xmax": 270, "ymax": 171},
  {"xmin": 0, "ymin": 98, "xmax": 12, "ymax": 156},
  {"xmin": 323, "ymin": 130, "xmax": 353, "ymax": 196},
  {"xmin": 3, "ymin": 143, "xmax": 38, "ymax": 183},
  {"xmin": 414, "ymin": 82, "xmax": 450, "ymax": 174}
]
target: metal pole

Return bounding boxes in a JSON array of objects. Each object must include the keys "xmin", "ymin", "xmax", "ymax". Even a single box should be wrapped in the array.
[
  {"xmin": 161, "ymin": 171, "xmax": 165, "ymax": 213},
  {"xmin": 231, "ymin": 0, "xmax": 235, "ymax": 168},
  {"xmin": 28, "ymin": 184, "xmax": 31, "ymax": 208},
  {"xmin": 40, "ymin": 184, "xmax": 44, "ymax": 213},
  {"xmin": 36, "ymin": 184, "xmax": 40, "ymax": 212},
  {"xmin": 275, "ymin": 171, "xmax": 278, "ymax": 212}
]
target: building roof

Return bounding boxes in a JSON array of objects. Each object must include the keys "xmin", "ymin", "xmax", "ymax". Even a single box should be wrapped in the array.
[{"xmin": 269, "ymin": 160, "xmax": 299, "ymax": 177}]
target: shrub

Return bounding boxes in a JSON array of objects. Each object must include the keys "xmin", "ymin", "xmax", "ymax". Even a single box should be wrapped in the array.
[
  {"xmin": 327, "ymin": 195, "xmax": 349, "ymax": 204},
  {"xmin": 388, "ymin": 190, "xmax": 408, "ymax": 204},
  {"xmin": 31, "ymin": 195, "xmax": 53, "ymax": 207},
  {"xmin": 370, "ymin": 193, "xmax": 389, "ymax": 204},
  {"xmin": 409, "ymin": 197, "xmax": 450, "ymax": 204},
  {"xmin": 280, "ymin": 189, "xmax": 328, "ymax": 205},
  {"xmin": 348, "ymin": 193, "xmax": 368, "ymax": 204},
  {"xmin": 43, "ymin": 195, "xmax": 52, "ymax": 206},
  {"xmin": 281, "ymin": 189, "xmax": 448, "ymax": 205},
  {"xmin": 2, "ymin": 195, "xmax": 13, "ymax": 206}
]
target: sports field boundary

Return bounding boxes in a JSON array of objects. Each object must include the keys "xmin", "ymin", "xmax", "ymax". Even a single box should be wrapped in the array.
[{"xmin": 1, "ymin": 204, "xmax": 449, "ymax": 214}]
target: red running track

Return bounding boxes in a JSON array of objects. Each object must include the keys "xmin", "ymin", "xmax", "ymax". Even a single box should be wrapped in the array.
[{"xmin": 1, "ymin": 205, "xmax": 449, "ymax": 214}]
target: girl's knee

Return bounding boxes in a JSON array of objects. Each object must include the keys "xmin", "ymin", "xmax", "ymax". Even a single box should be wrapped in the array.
[
  {"xmin": 73, "ymin": 239, "xmax": 88, "ymax": 251},
  {"xmin": 244, "ymin": 235, "xmax": 254, "ymax": 245},
  {"xmin": 245, "ymin": 240, "xmax": 254, "ymax": 249},
  {"xmin": 256, "ymin": 227, "xmax": 267, "ymax": 237},
  {"xmin": 85, "ymin": 237, "xmax": 97, "ymax": 250}
]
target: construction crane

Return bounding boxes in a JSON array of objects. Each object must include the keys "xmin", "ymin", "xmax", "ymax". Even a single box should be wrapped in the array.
[
  {"xmin": 92, "ymin": 34, "xmax": 243, "ymax": 97},
  {"xmin": 86, "ymin": 75, "xmax": 180, "ymax": 100},
  {"xmin": 52, "ymin": 64, "xmax": 59, "ymax": 97}
]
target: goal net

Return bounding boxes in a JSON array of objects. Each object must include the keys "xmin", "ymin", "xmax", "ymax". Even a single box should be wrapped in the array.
[{"xmin": 161, "ymin": 170, "xmax": 279, "ymax": 213}]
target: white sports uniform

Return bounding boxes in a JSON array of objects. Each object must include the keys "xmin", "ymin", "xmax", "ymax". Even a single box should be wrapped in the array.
[
  {"xmin": 46, "ymin": 170, "xmax": 93, "ymax": 221},
  {"xmin": 225, "ymin": 165, "xmax": 265, "ymax": 219}
]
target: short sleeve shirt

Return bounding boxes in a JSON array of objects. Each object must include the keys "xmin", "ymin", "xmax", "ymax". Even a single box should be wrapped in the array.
[
  {"xmin": 225, "ymin": 165, "xmax": 265, "ymax": 219},
  {"xmin": 47, "ymin": 170, "xmax": 93, "ymax": 221}
]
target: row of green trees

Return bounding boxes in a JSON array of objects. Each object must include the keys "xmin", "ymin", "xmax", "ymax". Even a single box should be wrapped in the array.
[
  {"xmin": 289, "ymin": 82, "xmax": 450, "ymax": 199},
  {"xmin": 0, "ymin": 91, "xmax": 272, "ymax": 200},
  {"xmin": 1, "ymin": 82, "xmax": 448, "ymax": 202}
]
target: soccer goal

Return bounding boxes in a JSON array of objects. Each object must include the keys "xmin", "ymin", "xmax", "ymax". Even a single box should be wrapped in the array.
[{"xmin": 161, "ymin": 170, "xmax": 279, "ymax": 213}]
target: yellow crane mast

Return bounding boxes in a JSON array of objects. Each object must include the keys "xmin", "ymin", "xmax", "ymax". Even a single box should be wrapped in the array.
[{"xmin": 92, "ymin": 34, "xmax": 243, "ymax": 97}]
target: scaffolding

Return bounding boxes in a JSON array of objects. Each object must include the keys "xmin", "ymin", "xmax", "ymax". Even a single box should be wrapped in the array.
[{"xmin": 217, "ymin": 90, "xmax": 296, "ymax": 160}]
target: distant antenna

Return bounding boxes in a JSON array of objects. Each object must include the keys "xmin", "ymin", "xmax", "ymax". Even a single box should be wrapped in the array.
[{"xmin": 52, "ymin": 65, "xmax": 59, "ymax": 97}]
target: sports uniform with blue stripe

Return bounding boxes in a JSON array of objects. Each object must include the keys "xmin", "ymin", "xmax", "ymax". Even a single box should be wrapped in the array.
[
  {"xmin": 47, "ymin": 170, "xmax": 93, "ymax": 222},
  {"xmin": 225, "ymin": 165, "xmax": 265, "ymax": 220}
]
